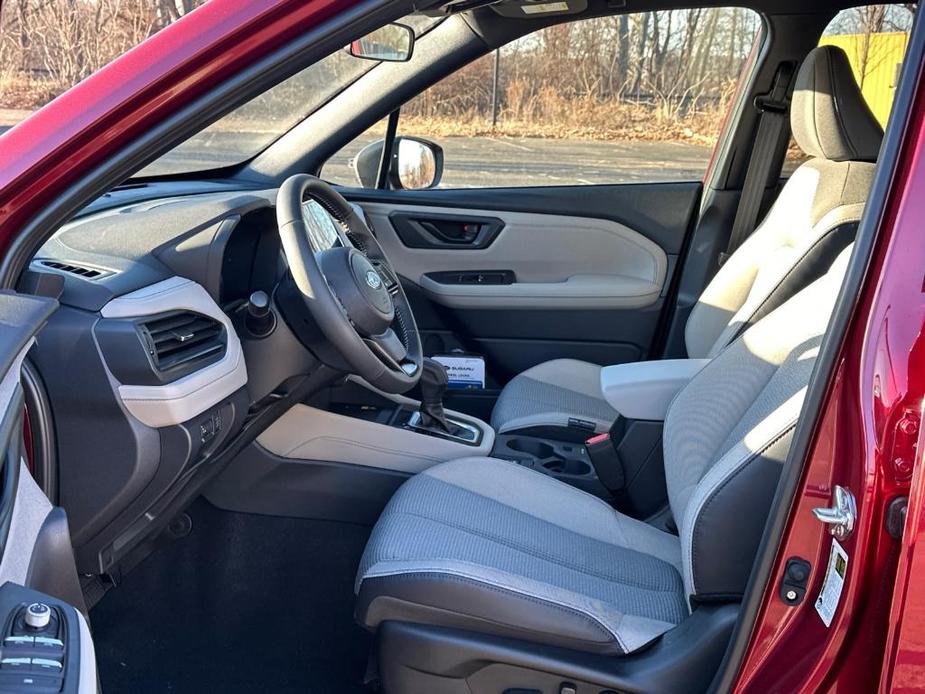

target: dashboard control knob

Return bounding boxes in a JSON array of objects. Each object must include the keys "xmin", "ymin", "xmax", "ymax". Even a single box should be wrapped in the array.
[
  {"xmin": 24, "ymin": 603, "xmax": 51, "ymax": 629},
  {"xmin": 245, "ymin": 291, "xmax": 275, "ymax": 337}
]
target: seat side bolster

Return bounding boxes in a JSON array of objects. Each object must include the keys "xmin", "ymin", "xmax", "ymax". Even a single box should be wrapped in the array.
[
  {"xmin": 682, "ymin": 425, "xmax": 795, "ymax": 602},
  {"xmin": 356, "ymin": 571, "xmax": 678, "ymax": 655}
]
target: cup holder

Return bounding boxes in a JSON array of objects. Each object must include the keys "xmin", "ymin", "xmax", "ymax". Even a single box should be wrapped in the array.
[
  {"xmin": 542, "ymin": 458, "xmax": 592, "ymax": 476},
  {"xmin": 506, "ymin": 439, "xmax": 555, "ymax": 458},
  {"xmin": 500, "ymin": 435, "xmax": 594, "ymax": 478}
]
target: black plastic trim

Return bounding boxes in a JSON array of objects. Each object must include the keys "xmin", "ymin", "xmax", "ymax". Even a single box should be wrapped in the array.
[
  {"xmin": 0, "ymin": 395, "xmax": 23, "ymax": 564},
  {"xmin": 21, "ymin": 359, "xmax": 57, "ymax": 503},
  {"xmin": 25, "ymin": 508, "xmax": 87, "ymax": 616},
  {"xmin": 349, "ymin": 182, "xmax": 700, "ymax": 253},
  {"xmin": 377, "ymin": 603, "xmax": 739, "ymax": 694},
  {"xmin": 425, "ymin": 270, "xmax": 515, "ymax": 286},
  {"xmin": 205, "ymin": 439, "xmax": 409, "ymax": 526},
  {"xmin": 94, "ymin": 311, "xmax": 227, "ymax": 386},
  {"xmin": 390, "ymin": 211, "xmax": 504, "ymax": 249}
]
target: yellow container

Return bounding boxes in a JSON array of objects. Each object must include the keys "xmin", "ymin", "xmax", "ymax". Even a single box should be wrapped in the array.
[{"xmin": 819, "ymin": 31, "xmax": 909, "ymax": 127}]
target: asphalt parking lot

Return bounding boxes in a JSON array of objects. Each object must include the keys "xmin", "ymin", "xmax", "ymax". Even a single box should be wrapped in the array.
[{"xmin": 2, "ymin": 122, "xmax": 713, "ymax": 185}]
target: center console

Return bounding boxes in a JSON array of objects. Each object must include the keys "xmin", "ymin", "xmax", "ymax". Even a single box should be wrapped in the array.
[
  {"xmin": 254, "ymin": 365, "xmax": 495, "ymax": 476},
  {"xmin": 491, "ymin": 433, "xmax": 608, "ymax": 497},
  {"xmin": 250, "ymin": 357, "xmax": 712, "ymax": 520},
  {"xmin": 489, "ymin": 358, "xmax": 713, "ymax": 515}
]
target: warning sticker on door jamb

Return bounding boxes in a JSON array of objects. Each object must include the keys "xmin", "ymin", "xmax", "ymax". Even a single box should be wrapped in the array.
[{"xmin": 815, "ymin": 538, "xmax": 848, "ymax": 627}]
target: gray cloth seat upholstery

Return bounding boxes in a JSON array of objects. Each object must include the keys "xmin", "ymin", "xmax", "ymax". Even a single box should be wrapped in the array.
[
  {"xmin": 491, "ymin": 45, "xmax": 882, "ymax": 437},
  {"xmin": 356, "ymin": 456, "xmax": 686, "ymax": 654},
  {"xmin": 356, "ymin": 247, "xmax": 852, "ymax": 654}
]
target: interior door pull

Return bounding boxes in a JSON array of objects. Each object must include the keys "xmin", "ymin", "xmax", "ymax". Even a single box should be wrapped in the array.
[
  {"xmin": 418, "ymin": 220, "xmax": 478, "ymax": 244},
  {"xmin": 389, "ymin": 211, "xmax": 504, "ymax": 250}
]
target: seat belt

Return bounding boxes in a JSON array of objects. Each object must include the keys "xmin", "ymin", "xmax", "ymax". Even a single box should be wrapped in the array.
[{"xmin": 720, "ymin": 62, "xmax": 796, "ymax": 265}]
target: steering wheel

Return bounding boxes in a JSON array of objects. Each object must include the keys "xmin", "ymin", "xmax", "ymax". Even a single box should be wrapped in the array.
[{"xmin": 275, "ymin": 174, "xmax": 423, "ymax": 393}]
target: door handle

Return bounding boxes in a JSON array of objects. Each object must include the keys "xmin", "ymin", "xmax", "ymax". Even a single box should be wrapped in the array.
[
  {"xmin": 418, "ymin": 220, "xmax": 479, "ymax": 245},
  {"xmin": 389, "ymin": 211, "xmax": 504, "ymax": 250}
]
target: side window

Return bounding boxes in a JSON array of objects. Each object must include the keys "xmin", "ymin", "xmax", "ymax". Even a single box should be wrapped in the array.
[
  {"xmin": 820, "ymin": 4, "xmax": 915, "ymax": 127},
  {"xmin": 323, "ymin": 8, "xmax": 762, "ymax": 189},
  {"xmin": 787, "ymin": 4, "xmax": 915, "ymax": 171},
  {"xmin": 322, "ymin": 120, "xmax": 389, "ymax": 186},
  {"xmin": 0, "ymin": 1, "xmax": 208, "ymax": 131}
]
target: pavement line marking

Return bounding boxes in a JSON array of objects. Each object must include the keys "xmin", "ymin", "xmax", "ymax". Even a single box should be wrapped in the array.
[{"xmin": 491, "ymin": 137, "xmax": 533, "ymax": 152}]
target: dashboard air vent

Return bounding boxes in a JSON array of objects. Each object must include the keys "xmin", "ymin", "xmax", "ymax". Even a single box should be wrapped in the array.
[
  {"xmin": 38, "ymin": 259, "xmax": 111, "ymax": 280},
  {"xmin": 139, "ymin": 311, "xmax": 225, "ymax": 374}
]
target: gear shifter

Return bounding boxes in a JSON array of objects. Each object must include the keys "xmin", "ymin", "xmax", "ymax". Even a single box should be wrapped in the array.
[{"xmin": 419, "ymin": 358, "xmax": 453, "ymax": 433}]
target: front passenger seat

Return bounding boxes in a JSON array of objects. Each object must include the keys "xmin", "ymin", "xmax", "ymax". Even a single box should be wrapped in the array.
[
  {"xmin": 491, "ymin": 45, "xmax": 882, "ymax": 437},
  {"xmin": 356, "ymin": 246, "xmax": 852, "ymax": 680}
]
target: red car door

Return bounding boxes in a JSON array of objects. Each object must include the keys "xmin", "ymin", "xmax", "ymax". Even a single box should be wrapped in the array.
[
  {"xmin": 1, "ymin": 1, "xmax": 924, "ymax": 692},
  {"xmin": 732, "ymin": 22, "xmax": 925, "ymax": 692}
]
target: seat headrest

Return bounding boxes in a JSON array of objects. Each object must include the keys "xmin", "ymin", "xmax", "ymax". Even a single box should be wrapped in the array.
[{"xmin": 791, "ymin": 45, "xmax": 883, "ymax": 162}]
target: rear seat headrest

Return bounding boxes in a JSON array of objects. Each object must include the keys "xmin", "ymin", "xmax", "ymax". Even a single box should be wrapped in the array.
[{"xmin": 791, "ymin": 45, "xmax": 884, "ymax": 162}]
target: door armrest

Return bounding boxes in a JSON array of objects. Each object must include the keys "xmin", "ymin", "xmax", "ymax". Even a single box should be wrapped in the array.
[{"xmin": 600, "ymin": 359, "xmax": 710, "ymax": 421}]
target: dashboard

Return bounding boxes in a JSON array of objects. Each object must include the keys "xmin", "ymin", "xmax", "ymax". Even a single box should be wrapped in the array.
[{"xmin": 23, "ymin": 189, "xmax": 325, "ymax": 576}]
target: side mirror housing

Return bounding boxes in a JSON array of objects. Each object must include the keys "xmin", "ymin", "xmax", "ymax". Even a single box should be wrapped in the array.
[{"xmin": 351, "ymin": 136, "xmax": 444, "ymax": 190}]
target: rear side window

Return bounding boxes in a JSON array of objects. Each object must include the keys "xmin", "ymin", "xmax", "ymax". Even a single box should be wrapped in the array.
[
  {"xmin": 324, "ymin": 8, "xmax": 762, "ymax": 188},
  {"xmin": 786, "ymin": 4, "xmax": 915, "ymax": 170},
  {"xmin": 820, "ymin": 4, "xmax": 915, "ymax": 127}
]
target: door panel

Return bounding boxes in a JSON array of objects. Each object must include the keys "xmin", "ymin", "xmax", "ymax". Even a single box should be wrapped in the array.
[
  {"xmin": 0, "ymin": 292, "xmax": 99, "ymax": 692},
  {"xmin": 365, "ymin": 202, "xmax": 667, "ymax": 311},
  {"xmin": 350, "ymin": 183, "xmax": 700, "ymax": 400}
]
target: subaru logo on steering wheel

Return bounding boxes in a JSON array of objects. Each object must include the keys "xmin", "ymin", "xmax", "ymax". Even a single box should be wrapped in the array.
[{"xmin": 365, "ymin": 270, "xmax": 382, "ymax": 290}]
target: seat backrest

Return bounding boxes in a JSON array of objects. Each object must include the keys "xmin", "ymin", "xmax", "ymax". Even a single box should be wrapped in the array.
[
  {"xmin": 684, "ymin": 46, "xmax": 882, "ymax": 360},
  {"xmin": 665, "ymin": 245, "xmax": 851, "ymax": 603}
]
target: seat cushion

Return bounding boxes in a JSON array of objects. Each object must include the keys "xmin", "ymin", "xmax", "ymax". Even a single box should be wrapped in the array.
[
  {"xmin": 490, "ymin": 359, "xmax": 617, "ymax": 435},
  {"xmin": 355, "ymin": 457, "xmax": 687, "ymax": 655}
]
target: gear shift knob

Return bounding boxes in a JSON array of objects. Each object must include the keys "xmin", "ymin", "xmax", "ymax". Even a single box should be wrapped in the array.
[{"xmin": 419, "ymin": 358, "xmax": 452, "ymax": 432}]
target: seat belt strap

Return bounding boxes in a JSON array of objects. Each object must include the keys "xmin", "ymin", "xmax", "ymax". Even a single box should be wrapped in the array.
[{"xmin": 720, "ymin": 62, "xmax": 796, "ymax": 265}]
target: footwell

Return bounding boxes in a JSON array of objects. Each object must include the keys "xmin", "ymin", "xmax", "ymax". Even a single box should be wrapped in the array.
[{"xmin": 91, "ymin": 499, "xmax": 373, "ymax": 693}]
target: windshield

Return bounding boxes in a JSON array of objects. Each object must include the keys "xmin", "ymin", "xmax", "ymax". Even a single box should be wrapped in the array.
[{"xmin": 139, "ymin": 15, "xmax": 440, "ymax": 177}]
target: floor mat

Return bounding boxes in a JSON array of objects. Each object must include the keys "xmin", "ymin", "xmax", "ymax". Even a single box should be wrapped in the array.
[{"xmin": 90, "ymin": 499, "xmax": 373, "ymax": 693}]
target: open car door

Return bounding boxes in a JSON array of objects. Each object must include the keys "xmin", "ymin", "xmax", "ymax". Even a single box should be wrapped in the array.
[{"xmin": 0, "ymin": 292, "xmax": 98, "ymax": 693}]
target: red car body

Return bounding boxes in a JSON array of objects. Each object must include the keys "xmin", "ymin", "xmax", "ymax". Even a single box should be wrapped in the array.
[{"xmin": 0, "ymin": 1, "xmax": 923, "ymax": 691}]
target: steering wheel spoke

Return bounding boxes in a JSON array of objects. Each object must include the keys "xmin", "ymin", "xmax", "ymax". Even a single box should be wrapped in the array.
[
  {"xmin": 276, "ymin": 174, "xmax": 423, "ymax": 393},
  {"xmin": 365, "ymin": 328, "xmax": 410, "ymax": 373}
]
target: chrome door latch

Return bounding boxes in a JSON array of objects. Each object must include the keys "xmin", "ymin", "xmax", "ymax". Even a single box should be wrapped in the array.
[{"xmin": 813, "ymin": 486, "xmax": 857, "ymax": 541}]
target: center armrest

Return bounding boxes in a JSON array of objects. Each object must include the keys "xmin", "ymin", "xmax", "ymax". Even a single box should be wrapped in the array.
[{"xmin": 600, "ymin": 359, "xmax": 711, "ymax": 421}]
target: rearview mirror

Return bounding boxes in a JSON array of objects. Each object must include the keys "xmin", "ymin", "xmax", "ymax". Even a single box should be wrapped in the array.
[
  {"xmin": 347, "ymin": 24, "xmax": 414, "ymax": 62},
  {"xmin": 352, "ymin": 136, "xmax": 444, "ymax": 190}
]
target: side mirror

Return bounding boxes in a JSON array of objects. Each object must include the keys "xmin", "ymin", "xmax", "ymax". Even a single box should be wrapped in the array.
[
  {"xmin": 347, "ymin": 24, "xmax": 414, "ymax": 62},
  {"xmin": 351, "ymin": 136, "xmax": 444, "ymax": 190}
]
